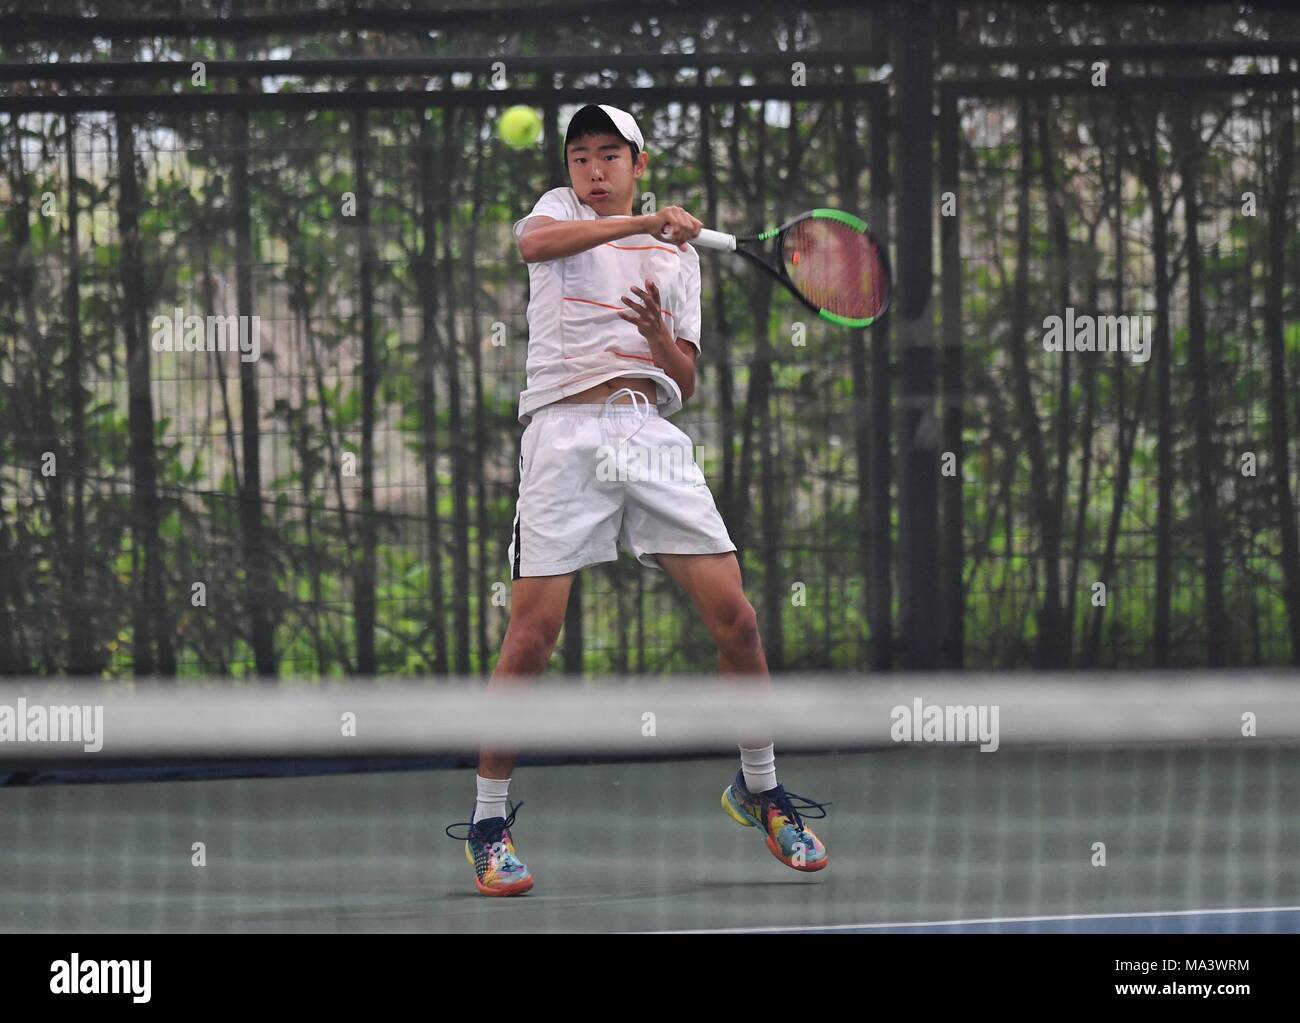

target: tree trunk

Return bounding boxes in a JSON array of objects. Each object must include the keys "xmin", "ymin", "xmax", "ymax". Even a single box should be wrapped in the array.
[
  {"xmin": 231, "ymin": 96, "xmax": 276, "ymax": 678},
  {"xmin": 1006, "ymin": 90, "xmax": 1062, "ymax": 668},
  {"xmin": 1175, "ymin": 97, "xmax": 1229, "ymax": 666},
  {"xmin": 416, "ymin": 111, "xmax": 448, "ymax": 675},
  {"xmin": 63, "ymin": 117, "xmax": 96, "ymax": 674},
  {"xmin": 441, "ymin": 108, "xmax": 472, "ymax": 675},
  {"xmin": 895, "ymin": 0, "xmax": 940, "ymax": 669},
  {"xmin": 699, "ymin": 102, "xmax": 736, "ymax": 525},
  {"xmin": 1263, "ymin": 88, "xmax": 1300, "ymax": 663},
  {"xmin": 1130, "ymin": 104, "xmax": 1175, "ymax": 667},
  {"xmin": 563, "ymin": 574, "xmax": 584, "ymax": 675},
  {"xmin": 938, "ymin": 91, "xmax": 964, "ymax": 669},
  {"xmin": 1037, "ymin": 102, "xmax": 1073, "ymax": 664},
  {"xmin": 467, "ymin": 106, "xmax": 491, "ymax": 675},
  {"xmin": 116, "ymin": 111, "xmax": 174, "ymax": 677},
  {"xmin": 351, "ymin": 105, "xmax": 378, "ymax": 675}
]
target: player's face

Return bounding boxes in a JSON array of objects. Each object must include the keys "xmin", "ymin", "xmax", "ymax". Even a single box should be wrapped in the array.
[{"xmin": 567, "ymin": 134, "xmax": 641, "ymax": 213}]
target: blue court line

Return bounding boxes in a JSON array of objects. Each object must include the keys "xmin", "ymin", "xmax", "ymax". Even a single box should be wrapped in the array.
[
  {"xmin": 665, "ymin": 906, "xmax": 1300, "ymax": 934},
  {"xmin": 833, "ymin": 910, "xmax": 1300, "ymax": 934}
]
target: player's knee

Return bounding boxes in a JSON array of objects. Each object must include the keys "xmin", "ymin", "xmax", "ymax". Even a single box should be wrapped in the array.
[
  {"xmin": 506, "ymin": 614, "xmax": 563, "ymax": 667},
  {"xmin": 712, "ymin": 600, "xmax": 760, "ymax": 655}
]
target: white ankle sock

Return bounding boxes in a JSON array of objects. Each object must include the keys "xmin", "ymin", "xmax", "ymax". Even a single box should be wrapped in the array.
[
  {"xmin": 473, "ymin": 775, "xmax": 511, "ymax": 824},
  {"xmin": 739, "ymin": 744, "xmax": 778, "ymax": 793}
]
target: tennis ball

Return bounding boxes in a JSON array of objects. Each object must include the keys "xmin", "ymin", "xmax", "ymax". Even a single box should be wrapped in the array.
[{"xmin": 498, "ymin": 106, "xmax": 542, "ymax": 149}]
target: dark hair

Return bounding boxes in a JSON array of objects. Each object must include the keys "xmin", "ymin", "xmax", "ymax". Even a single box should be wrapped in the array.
[{"xmin": 564, "ymin": 107, "xmax": 639, "ymax": 164}]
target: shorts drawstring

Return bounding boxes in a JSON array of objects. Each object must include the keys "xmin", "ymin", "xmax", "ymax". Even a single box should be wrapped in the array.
[{"xmin": 602, "ymin": 387, "xmax": 653, "ymax": 443}]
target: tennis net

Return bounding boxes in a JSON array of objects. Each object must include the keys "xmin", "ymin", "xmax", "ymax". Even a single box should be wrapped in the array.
[{"xmin": 1, "ymin": 672, "xmax": 1298, "ymax": 933}]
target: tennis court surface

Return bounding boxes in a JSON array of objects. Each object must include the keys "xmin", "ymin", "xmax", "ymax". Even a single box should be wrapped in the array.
[{"xmin": 2, "ymin": 674, "xmax": 1298, "ymax": 933}]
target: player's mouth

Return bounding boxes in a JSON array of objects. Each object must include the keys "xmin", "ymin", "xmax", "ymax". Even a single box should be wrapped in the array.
[{"xmin": 588, "ymin": 188, "xmax": 609, "ymax": 199}]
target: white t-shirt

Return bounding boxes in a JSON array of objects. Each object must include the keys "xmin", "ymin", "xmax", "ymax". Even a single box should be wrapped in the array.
[{"xmin": 512, "ymin": 187, "xmax": 702, "ymax": 425}]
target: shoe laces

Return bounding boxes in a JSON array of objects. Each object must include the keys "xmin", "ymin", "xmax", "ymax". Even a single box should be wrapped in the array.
[
  {"xmin": 764, "ymin": 786, "xmax": 830, "ymax": 834},
  {"xmin": 444, "ymin": 800, "xmax": 525, "ymax": 845}
]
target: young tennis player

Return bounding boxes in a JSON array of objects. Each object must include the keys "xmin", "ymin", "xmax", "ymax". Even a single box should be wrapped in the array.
[{"xmin": 445, "ymin": 104, "xmax": 828, "ymax": 896}]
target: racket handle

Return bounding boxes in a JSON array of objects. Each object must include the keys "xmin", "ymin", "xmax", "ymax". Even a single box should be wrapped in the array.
[{"xmin": 658, "ymin": 225, "xmax": 736, "ymax": 251}]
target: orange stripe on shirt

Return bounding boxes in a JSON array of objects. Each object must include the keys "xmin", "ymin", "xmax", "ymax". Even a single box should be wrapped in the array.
[
  {"xmin": 562, "ymin": 349, "xmax": 659, "ymax": 365},
  {"xmin": 603, "ymin": 241, "xmax": 680, "ymax": 255},
  {"xmin": 563, "ymin": 296, "xmax": 674, "ymax": 318},
  {"xmin": 609, "ymin": 348, "xmax": 657, "ymax": 364}
]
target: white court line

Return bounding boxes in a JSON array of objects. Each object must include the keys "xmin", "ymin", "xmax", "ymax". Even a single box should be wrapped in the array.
[{"xmin": 647, "ymin": 904, "xmax": 1300, "ymax": 935}]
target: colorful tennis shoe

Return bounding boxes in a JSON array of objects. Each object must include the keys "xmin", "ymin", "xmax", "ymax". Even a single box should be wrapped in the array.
[
  {"xmin": 445, "ymin": 802, "xmax": 534, "ymax": 896},
  {"xmin": 722, "ymin": 770, "xmax": 829, "ymax": 872}
]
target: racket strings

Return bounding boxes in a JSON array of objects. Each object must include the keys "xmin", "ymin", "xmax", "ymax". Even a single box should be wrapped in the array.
[{"xmin": 781, "ymin": 219, "xmax": 889, "ymax": 321}]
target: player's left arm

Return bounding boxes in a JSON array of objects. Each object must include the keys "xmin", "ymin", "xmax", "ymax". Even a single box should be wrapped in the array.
[{"xmin": 618, "ymin": 279, "xmax": 698, "ymax": 401}]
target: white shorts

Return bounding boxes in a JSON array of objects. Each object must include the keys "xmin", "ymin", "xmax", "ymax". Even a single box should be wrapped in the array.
[{"xmin": 507, "ymin": 403, "xmax": 737, "ymax": 578}]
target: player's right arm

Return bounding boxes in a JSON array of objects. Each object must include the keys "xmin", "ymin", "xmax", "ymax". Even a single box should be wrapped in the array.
[{"xmin": 517, "ymin": 207, "xmax": 702, "ymax": 263}]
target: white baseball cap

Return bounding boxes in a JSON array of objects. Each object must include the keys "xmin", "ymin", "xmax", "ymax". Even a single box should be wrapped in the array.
[{"xmin": 564, "ymin": 103, "xmax": 645, "ymax": 152}]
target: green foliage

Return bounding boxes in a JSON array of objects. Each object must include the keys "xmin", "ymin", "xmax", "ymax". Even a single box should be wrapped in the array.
[{"xmin": 2, "ymin": 31, "xmax": 1297, "ymax": 679}]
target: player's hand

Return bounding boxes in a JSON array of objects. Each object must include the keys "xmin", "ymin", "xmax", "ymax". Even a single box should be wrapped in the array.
[
  {"xmin": 643, "ymin": 207, "xmax": 702, "ymax": 250},
  {"xmin": 618, "ymin": 279, "xmax": 672, "ymax": 346}
]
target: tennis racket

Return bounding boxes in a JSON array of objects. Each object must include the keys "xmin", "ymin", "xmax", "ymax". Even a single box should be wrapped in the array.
[{"xmin": 662, "ymin": 208, "xmax": 890, "ymax": 328}]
